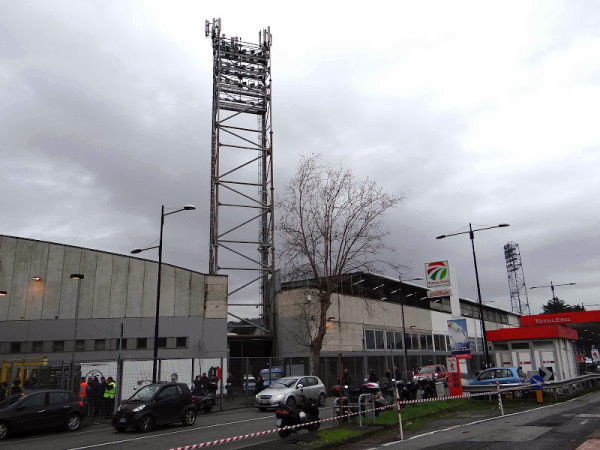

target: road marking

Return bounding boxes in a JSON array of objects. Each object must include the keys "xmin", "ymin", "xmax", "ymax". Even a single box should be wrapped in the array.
[
  {"xmin": 378, "ymin": 396, "xmax": 583, "ymax": 448},
  {"xmin": 65, "ymin": 416, "xmax": 280, "ymax": 450}
]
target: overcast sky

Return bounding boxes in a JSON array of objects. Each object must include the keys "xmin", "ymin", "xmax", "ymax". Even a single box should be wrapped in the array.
[{"xmin": 1, "ymin": 0, "xmax": 599, "ymax": 317}]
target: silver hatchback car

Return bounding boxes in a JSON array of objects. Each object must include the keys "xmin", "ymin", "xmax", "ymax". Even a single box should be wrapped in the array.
[{"xmin": 255, "ymin": 376, "xmax": 326, "ymax": 410}]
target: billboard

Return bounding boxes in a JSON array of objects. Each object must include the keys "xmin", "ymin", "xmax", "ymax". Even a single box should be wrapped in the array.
[
  {"xmin": 425, "ymin": 261, "xmax": 451, "ymax": 288},
  {"xmin": 448, "ymin": 318, "xmax": 471, "ymax": 357}
]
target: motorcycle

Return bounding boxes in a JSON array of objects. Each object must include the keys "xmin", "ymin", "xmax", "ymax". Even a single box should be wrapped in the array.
[
  {"xmin": 417, "ymin": 378, "xmax": 437, "ymax": 399},
  {"xmin": 396, "ymin": 380, "xmax": 418, "ymax": 401},
  {"xmin": 334, "ymin": 380, "xmax": 388, "ymax": 420},
  {"xmin": 275, "ymin": 385, "xmax": 320, "ymax": 438},
  {"xmin": 194, "ymin": 390, "xmax": 215, "ymax": 413}
]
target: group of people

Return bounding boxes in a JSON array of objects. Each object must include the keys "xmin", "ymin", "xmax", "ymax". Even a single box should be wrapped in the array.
[{"xmin": 79, "ymin": 376, "xmax": 116, "ymax": 418}]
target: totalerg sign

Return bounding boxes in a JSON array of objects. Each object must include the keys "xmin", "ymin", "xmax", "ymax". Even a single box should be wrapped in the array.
[{"xmin": 521, "ymin": 310, "xmax": 599, "ymax": 327}]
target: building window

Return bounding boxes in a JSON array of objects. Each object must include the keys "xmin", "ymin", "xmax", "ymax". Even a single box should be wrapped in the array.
[
  {"xmin": 365, "ymin": 330, "xmax": 375, "ymax": 350},
  {"xmin": 137, "ymin": 338, "xmax": 147, "ymax": 349},
  {"xmin": 10, "ymin": 342, "xmax": 21, "ymax": 353},
  {"xmin": 426, "ymin": 334, "xmax": 433, "ymax": 350},
  {"xmin": 434, "ymin": 334, "xmax": 445, "ymax": 352},
  {"xmin": 395, "ymin": 332, "xmax": 404, "ymax": 350},
  {"xmin": 76, "ymin": 340, "xmax": 85, "ymax": 351},
  {"xmin": 157, "ymin": 337, "xmax": 167, "ymax": 348},
  {"xmin": 94, "ymin": 339, "xmax": 105, "ymax": 351},
  {"xmin": 176, "ymin": 337, "xmax": 187, "ymax": 348},
  {"xmin": 374, "ymin": 330, "xmax": 384, "ymax": 350},
  {"xmin": 385, "ymin": 331, "xmax": 395, "ymax": 349},
  {"xmin": 420, "ymin": 334, "xmax": 427, "ymax": 350},
  {"xmin": 53, "ymin": 341, "xmax": 64, "ymax": 352},
  {"xmin": 119, "ymin": 338, "xmax": 128, "ymax": 350},
  {"xmin": 32, "ymin": 341, "xmax": 44, "ymax": 352}
]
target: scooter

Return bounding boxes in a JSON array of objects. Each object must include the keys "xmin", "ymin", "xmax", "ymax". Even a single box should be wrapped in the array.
[
  {"xmin": 334, "ymin": 380, "xmax": 388, "ymax": 420},
  {"xmin": 194, "ymin": 391, "xmax": 215, "ymax": 413},
  {"xmin": 418, "ymin": 378, "xmax": 437, "ymax": 399},
  {"xmin": 275, "ymin": 385, "xmax": 320, "ymax": 438}
]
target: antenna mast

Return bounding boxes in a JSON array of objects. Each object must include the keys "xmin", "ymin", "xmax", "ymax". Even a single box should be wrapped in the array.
[{"xmin": 206, "ymin": 19, "xmax": 275, "ymax": 332}]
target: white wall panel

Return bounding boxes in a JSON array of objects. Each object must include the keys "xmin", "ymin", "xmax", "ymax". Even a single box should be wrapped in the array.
[
  {"xmin": 109, "ymin": 255, "xmax": 128, "ymax": 318},
  {"xmin": 0, "ymin": 237, "xmax": 17, "ymax": 321},
  {"xmin": 25, "ymin": 241, "xmax": 49, "ymax": 320},
  {"xmin": 125, "ymin": 259, "xmax": 144, "ymax": 317},
  {"xmin": 42, "ymin": 244, "xmax": 65, "ymax": 320},
  {"xmin": 59, "ymin": 246, "xmax": 82, "ymax": 319}
]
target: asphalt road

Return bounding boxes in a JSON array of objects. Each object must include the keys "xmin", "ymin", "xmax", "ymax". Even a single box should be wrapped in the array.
[
  {"xmin": 0, "ymin": 401, "xmax": 337, "ymax": 450},
  {"xmin": 376, "ymin": 390, "xmax": 600, "ymax": 449}
]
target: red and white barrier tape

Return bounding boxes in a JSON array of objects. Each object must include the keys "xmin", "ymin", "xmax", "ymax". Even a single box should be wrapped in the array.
[{"xmin": 170, "ymin": 384, "xmax": 528, "ymax": 450}]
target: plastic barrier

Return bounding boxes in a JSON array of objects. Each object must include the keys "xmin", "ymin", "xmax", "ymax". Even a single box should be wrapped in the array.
[{"xmin": 170, "ymin": 384, "xmax": 530, "ymax": 450}]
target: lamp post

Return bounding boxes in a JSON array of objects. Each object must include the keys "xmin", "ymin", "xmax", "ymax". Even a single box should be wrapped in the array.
[
  {"xmin": 131, "ymin": 204, "xmax": 195, "ymax": 383},
  {"xmin": 390, "ymin": 276, "xmax": 423, "ymax": 381},
  {"xmin": 530, "ymin": 281, "xmax": 576, "ymax": 310},
  {"xmin": 69, "ymin": 274, "xmax": 84, "ymax": 390},
  {"xmin": 436, "ymin": 223, "xmax": 510, "ymax": 368}
]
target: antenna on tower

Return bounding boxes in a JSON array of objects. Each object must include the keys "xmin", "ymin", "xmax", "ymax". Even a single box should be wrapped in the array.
[{"xmin": 504, "ymin": 242, "xmax": 530, "ymax": 315}]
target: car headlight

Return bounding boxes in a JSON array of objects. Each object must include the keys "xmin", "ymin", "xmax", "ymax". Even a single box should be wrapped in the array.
[
  {"xmin": 255, "ymin": 394, "xmax": 259, "ymax": 401},
  {"xmin": 132, "ymin": 405, "xmax": 146, "ymax": 413},
  {"xmin": 272, "ymin": 394, "xmax": 284, "ymax": 401}
]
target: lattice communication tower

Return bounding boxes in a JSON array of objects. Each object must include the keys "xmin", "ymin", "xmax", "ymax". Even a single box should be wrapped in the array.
[
  {"xmin": 504, "ymin": 241, "xmax": 530, "ymax": 315},
  {"xmin": 206, "ymin": 19, "xmax": 274, "ymax": 332}
]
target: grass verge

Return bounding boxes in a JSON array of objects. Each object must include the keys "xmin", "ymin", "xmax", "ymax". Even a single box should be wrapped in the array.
[{"xmin": 313, "ymin": 428, "xmax": 361, "ymax": 444}]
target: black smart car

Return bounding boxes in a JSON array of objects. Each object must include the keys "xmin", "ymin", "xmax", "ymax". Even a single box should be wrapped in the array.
[
  {"xmin": 112, "ymin": 382, "xmax": 196, "ymax": 432},
  {"xmin": 0, "ymin": 389, "xmax": 85, "ymax": 439}
]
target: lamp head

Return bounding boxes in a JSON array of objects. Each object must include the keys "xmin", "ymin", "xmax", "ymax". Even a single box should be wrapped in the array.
[
  {"xmin": 498, "ymin": 223, "xmax": 510, "ymax": 228},
  {"xmin": 183, "ymin": 205, "xmax": 196, "ymax": 211},
  {"xmin": 70, "ymin": 274, "xmax": 84, "ymax": 280},
  {"xmin": 435, "ymin": 235, "xmax": 446, "ymax": 239},
  {"xmin": 32, "ymin": 276, "xmax": 41, "ymax": 281},
  {"xmin": 0, "ymin": 291, "xmax": 7, "ymax": 296},
  {"xmin": 131, "ymin": 249, "xmax": 143, "ymax": 254}
]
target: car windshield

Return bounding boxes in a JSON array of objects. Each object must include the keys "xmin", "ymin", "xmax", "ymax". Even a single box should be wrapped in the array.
[
  {"xmin": 0, "ymin": 393, "xmax": 26, "ymax": 408},
  {"xmin": 420, "ymin": 367, "xmax": 436, "ymax": 374},
  {"xmin": 270, "ymin": 378, "xmax": 298, "ymax": 389},
  {"xmin": 129, "ymin": 384, "xmax": 161, "ymax": 402}
]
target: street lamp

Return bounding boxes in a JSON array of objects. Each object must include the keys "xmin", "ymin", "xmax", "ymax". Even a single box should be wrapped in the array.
[
  {"xmin": 436, "ymin": 223, "xmax": 510, "ymax": 368},
  {"xmin": 0, "ymin": 291, "xmax": 6, "ymax": 296},
  {"xmin": 390, "ymin": 276, "xmax": 423, "ymax": 381},
  {"xmin": 70, "ymin": 274, "xmax": 84, "ymax": 368},
  {"xmin": 131, "ymin": 204, "xmax": 195, "ymax": 383},
  {"xmin": 530, "ymin": 281, "xmax": 576, "ymax": 309}
]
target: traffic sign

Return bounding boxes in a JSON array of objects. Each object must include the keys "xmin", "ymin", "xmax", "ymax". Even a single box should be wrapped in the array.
[
  {"xmin": 530, "ymin": 375, "xmax": 544, "ymax": 390},
  {"xmin": 538, "ymin": 366, "xmax": 554, "ymax": 381}
]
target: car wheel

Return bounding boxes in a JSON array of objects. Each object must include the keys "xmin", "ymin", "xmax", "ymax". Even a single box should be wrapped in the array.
[
  {"xmin": 318, "ymin": 393, "xmax": 326, "ymax": 406},
  {"xmin": 182, "ymin": 408, "xmax": 196, "ymax": 426},
  {"xmin": 0, "ymin": 422, "xmax": 9, "ymax": 440},
  {"xmin": 66, "ymin": 413, "xmax": 82, "ymax": 432},
  {"xmin": 114, "ymin": 426, "xmax": 127, "ymax": 432},
  {"xmin": 286, "ymin": 396, "xmax": 295, "ymax": 406},
  {"xmin": 138, "ymin": 415, "xmax": 155, "ymax": 433},
  {"xmin": 514, "ymin": 389, "xmax": 525, "ymax": 399}
]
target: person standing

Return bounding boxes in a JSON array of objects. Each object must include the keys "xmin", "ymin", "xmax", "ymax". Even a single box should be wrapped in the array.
[
  {"xmin": 79, "ymin": 377, "xmax": 89, "ymax": 411},
  {"xmin": 368, "ymin": 369, "xmax": 379, "ymax": 383},
  {"xmin": 225, "ymin": 373, "xmax": 233, "ymax": 401},
  {"xmin": 103, "ymin": 377, "xmax": 116, "ymax": 418},
  {"xmin": 342, "ymin": 368, "xmax": 352, "ymax": 386},
  {"xmin": 10, "ymin": 379, "xmax": 21, "ymax": 395}
]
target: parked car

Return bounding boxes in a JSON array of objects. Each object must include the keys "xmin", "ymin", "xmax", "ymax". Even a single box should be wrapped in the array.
[
  {"xmin": 259, "ymin": 367, "xmax": 284, "ymax": 388},
  {"xmin": 469, "ymin": 367, "xmax": 527, "ymax": 386},
  {"xmin": 469, "ymin": 367, "xmax": 528, "ymax": 398},
  {"xmin": 255, "ymin": 376, "xmax": 326, "ymax": 411},
  {"xmin": 413, "ymin": 365, "xmax": 448, "ymax": 386},
  {"xmin": 112, "ymin": 382, "xmax": 197, "ymax": 432},
  {"xmin": 0, "ymin": 389, "xmax": 85, "ymax": 439},
  {"xmin": 242, "ymin": 374, "xmax": 256, "ymax": 391}
]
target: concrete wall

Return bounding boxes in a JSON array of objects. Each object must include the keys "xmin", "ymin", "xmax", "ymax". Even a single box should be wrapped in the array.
[
  {"xmin": 0, "ymin": 235, "xmax": 228, "ymax": 360},
  {"xmin": 275, "ymin": 287, "xmax": 517, "ymax": 359}
]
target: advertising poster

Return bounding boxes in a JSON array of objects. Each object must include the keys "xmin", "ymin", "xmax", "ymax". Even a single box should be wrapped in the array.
[{"xmin": 448, "ymin": 318, "xmax": 471, "ymax": 357}]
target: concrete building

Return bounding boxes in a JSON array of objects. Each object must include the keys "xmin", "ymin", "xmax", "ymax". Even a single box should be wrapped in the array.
[
  {"xmin": 0, "ymin": 235, "xmax": 227, "ymax": 389},
  {"xmin": 275, "ymin": 272, "xmax": 521, "ymax": 385}
]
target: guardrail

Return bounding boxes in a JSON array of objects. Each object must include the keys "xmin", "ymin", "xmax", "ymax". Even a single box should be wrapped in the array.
[{"xmin": 462, "ymin": 372, "xmax": 600, "ymax": 401}]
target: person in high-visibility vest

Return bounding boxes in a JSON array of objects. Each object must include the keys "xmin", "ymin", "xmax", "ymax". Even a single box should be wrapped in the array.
[
  {"xmin": 103, "ymin": 377, "xmax": 116, "ymax": 418},
  {"xmin": 79, "ymin": 377, "xmax": 88, "ymax": 411}
]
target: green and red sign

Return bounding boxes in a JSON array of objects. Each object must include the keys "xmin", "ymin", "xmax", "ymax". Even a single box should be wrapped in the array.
[{"xmin": 425, "ymin": 260, "xmax": 450, "ymax": 288}]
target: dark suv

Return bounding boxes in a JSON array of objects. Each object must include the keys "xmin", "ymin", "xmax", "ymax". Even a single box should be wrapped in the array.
[
  {"xmin": 112, "ymin": 382, "xmax": 196, "ymax": 432},
  {"xmin": 0, "ymin": 390, "xmax": 85, "ymax": 439}
]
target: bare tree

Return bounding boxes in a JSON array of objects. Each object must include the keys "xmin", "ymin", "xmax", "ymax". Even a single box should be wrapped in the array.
[{"xmin": 277, "ymin": 154, "xmax": 403, "ymax": 375}]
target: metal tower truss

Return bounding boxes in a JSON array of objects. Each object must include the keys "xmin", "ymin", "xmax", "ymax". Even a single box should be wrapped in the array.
[
  {"xmin": 504, "ymin": 241, "xmax": 530, "ymax": 315},
  {"xmin": 206, "ymin": 19, "xmax": 275, "ymax": 332}
]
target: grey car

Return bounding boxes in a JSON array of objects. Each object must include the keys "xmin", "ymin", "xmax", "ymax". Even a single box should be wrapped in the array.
[{"xmin": 255, "ymin": 376, "xmax": 326, "ymax": 410}]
